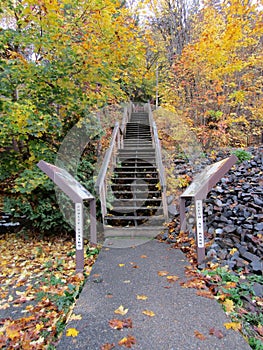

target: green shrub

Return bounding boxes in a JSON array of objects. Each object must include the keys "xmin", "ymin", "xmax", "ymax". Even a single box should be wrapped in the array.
[{"xmin": 232, "ymin": 149, "xmax": 252, "ymax": 163}]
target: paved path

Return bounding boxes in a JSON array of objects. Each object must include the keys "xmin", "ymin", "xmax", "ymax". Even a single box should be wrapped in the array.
[{"xmin": 57, "ymin": 239, "xmax": 251, "ymax": 350}]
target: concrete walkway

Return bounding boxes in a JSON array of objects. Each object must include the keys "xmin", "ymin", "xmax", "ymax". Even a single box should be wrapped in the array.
[{"xmin": 57, "ymin": 239, "xmax": 251, "ymax": 350}]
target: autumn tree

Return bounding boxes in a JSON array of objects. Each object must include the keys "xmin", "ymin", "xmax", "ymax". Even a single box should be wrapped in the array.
[
  {"xmin": 0, "ymin": 0, "xmax": 151, "ymax": 232},
  {"xmin": 157, "ymin": 0, "xmax": 263, "ymax": 147}
]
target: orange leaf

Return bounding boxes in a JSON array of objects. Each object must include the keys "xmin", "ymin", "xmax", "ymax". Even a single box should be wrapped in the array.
[
  {"xmin": 194, "ymin": 330, "xmax": 206, "ymax": 340},
  {"xmin": 209, "ymin": 327, "xmax": 225, "ymax": 339},
  {"xmin": 180, "ymin": 278, "xmax": 206, "ymax": 289},
  {"xmin": 136, "ymin": 294, "xmax": 148, "ymax": 300},
  {"xmin": 101, "ymin": 343, "xmax": 115, "ymax": 350},
  {"xmin": 109, "ymin": 318, "xmax": 132, "ymax": 330},
  {"xmin": 166, "ymin": 275, "xmax": 179, "ymax": 283},
  {"xmin": 118, "ymin": 335, "xmax": 136, "ymax": 348},
  {"xmin": 196, "ymin": 290, "xmax": 214, "ymax": 299},
  {"xmin": 140, "ymin": 255, "xmax": 148, "ymax": 258},
  {"xmin": 158, "ymin": 270, "xmax": 169, "ymax": 276}
]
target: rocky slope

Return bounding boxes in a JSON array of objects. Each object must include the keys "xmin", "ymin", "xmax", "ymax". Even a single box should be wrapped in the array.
[{"xmin": 168, "ymin": 146, "xmax": 263, "ymax": 275}]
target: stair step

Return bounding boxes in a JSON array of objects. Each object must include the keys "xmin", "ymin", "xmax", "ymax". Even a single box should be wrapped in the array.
[
  {"xmin": 115, "ymin": 168, "xmax": 157, "ymax": 172},
  {"xmin": 112, "ymin": 176, "xmax": 158, "ymax": 181},
  {"xmin": 118, "ymin": 148, "xmax": 154, "ymax": 152},
  {"xmin": 105, "ymin": 215, "xmax": 164, "ymax": 221},
  {"xmin": 111, "ymin": 190, "xmax": 161, "ymax": 194},
  {"xmin": 109, "ymin": 206, "xmax": 161, "ymax": 212},
  {"xmin": 113, "ymin": 172, "xmax": 158, "ymax": 177},
  {"xmin": 115, "ymin": 165, "xmax": 157, "ymax": 169},
  {"xmin": 111, "ymin": 198, "xmax": 162, "ymax": 204},
  {"xmin": 103, "ymin": 226, "xmax": 165, "ymax": 238},
  {"xmin": 118, "ymin": 152, "xmax": 155, "ymax": 156}
]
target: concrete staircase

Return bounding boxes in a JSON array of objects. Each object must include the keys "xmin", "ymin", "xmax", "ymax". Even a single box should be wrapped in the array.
[{"xmin": 102, "ymin": 110, "xmax": 166, "ymax": 237}]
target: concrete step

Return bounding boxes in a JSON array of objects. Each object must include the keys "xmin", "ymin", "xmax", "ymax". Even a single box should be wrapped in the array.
[{"xmin": 103, "ymin": 226, "xmax": 165, "ymax": 237}]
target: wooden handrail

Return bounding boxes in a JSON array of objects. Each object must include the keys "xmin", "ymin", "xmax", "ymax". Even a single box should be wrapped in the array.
[
  {"xmin": 146, "ymin": 102, "xmax": 169, "ymax": 220},
  {"xmin": 95, "ymin": 102, "xmax": 132, "ymax": 223}
]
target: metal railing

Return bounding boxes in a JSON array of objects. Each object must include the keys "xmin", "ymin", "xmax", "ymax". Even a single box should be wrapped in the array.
[
  {"xmin": 95, "ymin": 102, "xmax": 132, "ymax": 223},
  {"xmin": 146, "ymin": 102, "xmax": 169, "ymax": 220}
]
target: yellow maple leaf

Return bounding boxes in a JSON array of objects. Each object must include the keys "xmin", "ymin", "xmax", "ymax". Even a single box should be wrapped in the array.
[
  {"xmin": 136, "ymin": 294, "xmax": 148, "ymax": 300},
  {"xmin": 114, "ymin": 305, "xmax": 128, "ymax": 316},
  {"xmin": 224, "ymin": 322, "xmax": 241, "ymax": 331},
  {"xmin": 223, "ymin": 299, "xmax": 235, "ymax": 313},
  {"xmin": 118, "ymin": 264, "xmax": 125, "ymax": 267},
  {"xmin": 158, "ymin": 270, "xmax": 169, "ymax": 276},
  {"xmin": 229, "ymin": 248, "xmax": 237, "ymax": 255},
  {"xmin": 66, "ymin": 327, "xmax": 79, "ymax": 337},
  {"xmin": 142, "ymin": 310, "xmax": 155, "ymax": 317}
]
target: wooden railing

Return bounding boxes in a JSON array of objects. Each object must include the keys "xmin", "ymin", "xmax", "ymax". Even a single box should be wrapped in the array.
[
  {"xmin": 95, "ymin": 102, "xmax": 132, "ymax": 223},
  {"xmin": 146, "ymin": 102, "xmax": 169, "ymax": 220}
]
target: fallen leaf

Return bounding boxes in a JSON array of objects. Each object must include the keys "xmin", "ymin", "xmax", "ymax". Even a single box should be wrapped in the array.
[
  {"xmin": 136, "ymin": 295, "xmax": 148, "ymax": 300},
  {"xmin": 118, "ymin": 335, "xmax": 136, "ymax": 348},
  {"xmin": 158, "ymin": 270, "xmax": 169, "ymax": 276},
  {"xmin": 166, "ymin": 275, "xmax": 179, "ymax": 283},
  {"xmin": 6, "ymin": 324, "xmax": 20, "ymax": 340},
  {"xmin": 114, "ymin": 305, "xmax": 129, "ymax": 316},
  {"xmin": 209, "ymin": 327, "xmax": 225, "ymax": 339},
  {"xmin": 254, "ymin": 325, "xmax": 263, "ymax": 336},
  {"xmin": 69, "ymin": 313, "xmax": 82, "ymax": 321},
  {"xmin": 109, "ymin": 318, "xmax": 132, "ymax": 330},
  {"xmin": 194, "ymin": 330, "xmax": 206, "ymax": 340},
  {"xmin": 119, "ymin": 264, "xmax": 125, "ymax": 267},
  {"xmin": 66, "ymin": 328, "xmax": 79, "ymax": 337},
  {"xmin": 223, "ymin": 299, "xmax": 235, "ymax": 313},
  {"xmin": 180, "ymin": 278, "xmax": 206, "ymax": 289},
  {"xmin": 140, "ymin": 255, "xmax": 148, "ymax": 258},
  {"xmin": 101, "ymin": 343, "xmax": 115, "ymax": 350},
  {"xmin": 196, "ymin": 290, "xmax": 214, "ymax": 299},
  {"xmin": 224, "ymin": 322, "xmax": 241, "ymax": 331},
  {"xmin": 229, "ymin": 248, "xmax": 237, "ymax": 255},
  {"xmin": 142, "ymin": 310, "xmax": 155, "ymax": 317},
  {"xmin": 0, "ymin": 303, "xmax": 10, "ymax": 310}
]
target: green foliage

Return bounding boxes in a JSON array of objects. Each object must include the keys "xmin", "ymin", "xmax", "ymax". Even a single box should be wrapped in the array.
[
  {"xmin": 249, "ymin": 337, "xmax": 263, "ymax": 350},
  {"xmin": 232, "ymin": 149, "xmax": 252, "ymax": 164},
  {"xmin": 202, "ymin": 267, "xmax": 263, "ymax": 346}
]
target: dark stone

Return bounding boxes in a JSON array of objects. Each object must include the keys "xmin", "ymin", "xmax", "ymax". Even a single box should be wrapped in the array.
[
  {"xmin": 242, "ymin": 224, "xmax": 254, "ymax": 230},
  {"xmin": 250, "ymin": 260, "xmax": 263, "ymax": 272},
  {"xmin": 241, "ymin": 251, "xmax": 260, "ymax": 263},
  {"xmin": 255, "ymin": 222, "xmax": 263, "ymax": 231},
  {"xmin": 253, "ymin": 196, "xmax": 263, "ymax": 206},
  {"xmin": 253, "ymin": 283, "xmax": 263, "ymax": 297},
  {"xmin": 223, "ymin": 225, "xmax": 236, "ymax": 233},
  {"xmin": 235, "ymin": 258, "xmax": 249, "ymax": 268}
]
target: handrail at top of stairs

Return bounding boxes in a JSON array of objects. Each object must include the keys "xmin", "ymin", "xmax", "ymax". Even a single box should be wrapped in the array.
[
  {"xmin": 95, "ymin": 102, "xmax": 132, "ymax": 221},
  {"xmin": 146, "ymin": 102, "xmax": 169, "ymax": 220}
]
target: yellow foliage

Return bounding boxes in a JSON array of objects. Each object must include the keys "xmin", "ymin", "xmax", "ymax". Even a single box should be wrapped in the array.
[
  {"xmin": 66, "ymin": 327, "xmax": 79, "ymax": 337},
  {"xmin": 224, "ymin": 322, "xmax": 242, "ymax": 331}
]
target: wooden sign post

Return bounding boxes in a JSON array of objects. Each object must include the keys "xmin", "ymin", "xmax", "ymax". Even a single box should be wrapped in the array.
[
  {"xmin": 37, "ymin": 160, "xmax": 97, "ymax": 272},
  {"xmin": 180, "ymin": 155, "xmax": 237, "ymax": 264}
]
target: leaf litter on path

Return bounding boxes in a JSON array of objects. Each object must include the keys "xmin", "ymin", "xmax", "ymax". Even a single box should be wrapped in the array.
[{"xmin": 0, "ymin": 232, "xmax": 98, "ymax": 348}]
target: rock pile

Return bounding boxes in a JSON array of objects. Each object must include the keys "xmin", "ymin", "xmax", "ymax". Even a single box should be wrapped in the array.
[{"xmin": 171, "ymin": 146, "xmax": 263, "ymax": 275}]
